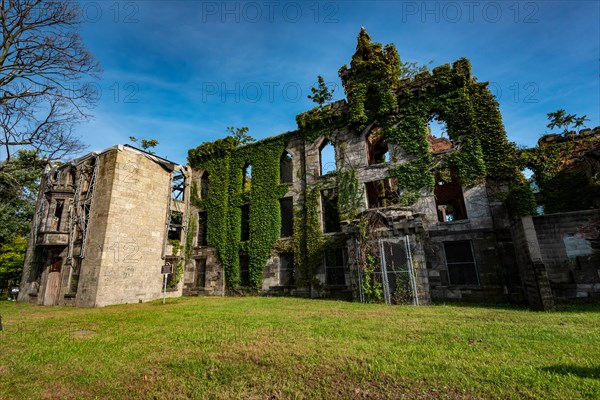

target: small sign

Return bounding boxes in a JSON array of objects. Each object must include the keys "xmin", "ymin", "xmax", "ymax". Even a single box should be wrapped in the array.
[{"xmin": 161, "ymin": 262, "xmax": 172, "ymax": 274}]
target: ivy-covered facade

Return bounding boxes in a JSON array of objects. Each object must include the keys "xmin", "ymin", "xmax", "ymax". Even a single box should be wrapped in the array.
[{"xmin": 19, "ymin": 30, "xmax": 600, "ymax": 308}]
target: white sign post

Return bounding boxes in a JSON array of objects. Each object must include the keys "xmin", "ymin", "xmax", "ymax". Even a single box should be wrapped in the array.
[{"xmin": 161, "ymin": 262, "xmax": 172, "ymax": 304}]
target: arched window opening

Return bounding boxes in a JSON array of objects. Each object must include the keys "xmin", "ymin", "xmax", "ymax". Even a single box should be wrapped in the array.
[
  {"xmin": 319, "ymin": 140, "xmax": 336, "ymax": 176},
  {"xmin": 367, "ymin": 130, "xmax": 390, "ymax": 165},
  {"xmin": 280, "ymin": 151, "xmax": 293, "ymax": 183}
]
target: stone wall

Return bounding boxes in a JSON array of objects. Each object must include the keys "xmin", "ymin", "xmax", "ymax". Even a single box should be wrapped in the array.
[{"xmin": 532, "ymin": 210, "xmax": 600, "ymax": 302}]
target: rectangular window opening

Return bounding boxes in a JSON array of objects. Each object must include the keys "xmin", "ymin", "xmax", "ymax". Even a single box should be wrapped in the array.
[
  {"xmin": 444, "ymin": 241, "xmax": 479, "ymax": 286},
  {"xmin": 280, "ymin": 197, "xmax": 294, "ymax": 237},
  {"xmin": 196, "ymin": 258, "xmax": 206, "ymax": 288},
  {"xmin": 365, "ymin": 178, "xmax": 398, "ymax": 209},
  {"xmin": 321, "ymin": 189, "xmax": 340, "ymax": 233},
  {"xmin": 171, "ymin": 172, "xmax": 185, "ymax": 201},
  {"xmin": 197, "ymin": 211, "xmax": 208, "ymax": 246},
  {"xmin": 239, "ymin": 252, "xmax": 250, "ymax": 286},
  {"xmin": 168, "ymin": 211, "xmax": 183, "ymax": 241},
  {"xmin": 434, "ymin": 171, "xmax": 467, "ymax": 222},
  {"xmin": 279, "ymin": 252, "xmax": 294, "ymax": 286},
  {"xmin": 324, "ymin": 247, "xmax": 346, "ymax": 286},
  {"xmin": 241, "ymin": 204, "xmax": 250, "ymax": 241}
]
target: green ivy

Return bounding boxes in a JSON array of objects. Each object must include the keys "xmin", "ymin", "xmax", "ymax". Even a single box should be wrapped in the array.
[
  {"xmin": 188, "ymin": 134, "xmax": 291, "ymax": 289},
  {"xmin": 336, "ymin": 169, "xmax": 362, "ymax": 220}
]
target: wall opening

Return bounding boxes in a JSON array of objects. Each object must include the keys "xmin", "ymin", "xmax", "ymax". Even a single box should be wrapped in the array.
[
  {"xmin": 319, "ymin": 140, "xmax": 336, "ymax": 176},
  {"xmin": 168, "ymin": 211, "xmax": 183, "ymax": 241},
  {"xmin": 197, "ymin": 211, "xmax": 208, "ymax": 246},
  {"xmin": 196, "ymin": 258, "xmax": 207, "ymax": 288},
  {"xmin": 52, "ymin": 199, "xmax": 64, "ymax": 231},
  {"xmin": 427, "ymin": 117, "xmax": 453, "ymax": 152},
  {"xmin": 279, "ymin": 252, "xmax": 294, "ymax": 286},
  {"xmin": 366, "ymin": 129, "xmax": 390, "ymax": 165},
  {"xmin": 324, "ymin": 247, "xmax": 346, "ymax": 285},
  {"xmin": 240, "ymin": 204, "xmax": 250, "ymax": 241},
  {"xmin": 242, "ymin": 164, "xmax": 252, "ymax": 192},
  {"xmin": 239, "ymin": 252, "xmax": 250, "ymax": 286},
  {"xmin": 280, "ymin": 151, "xmax": 293, "ymax": 183},
  {"xmin": 171, "ymin": 171, "xmax": 185, "ymax": 201},
  {"xmin": 69, "ymin": 258, "xmax": 81, "ymax": 293},
  {"xmin": 321, "ymin": 188, "xmax": 340, "ymax": 233},
  {"xmin": 434, "ymin": 170, "xmax": 467, "ymax": 222},
  {"xmin": 444, "ymin": 241, "xmax": 478, "ymax": 286},
  {"xmin": 200, "ymin": 171, "xmax": 210, "ymax": 199},
  {"xmin": 365, "ymin": 178, "xmax": 398, "ymax": 209},
  {"xmin": 279, "ymin": 197, "xmax": 294, "ymax": 237}
]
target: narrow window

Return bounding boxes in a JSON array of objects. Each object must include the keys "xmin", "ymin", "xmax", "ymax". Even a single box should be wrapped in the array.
[
  {"xmin": 53, "ymin": 199, "xmax": 64, "ymax": 231},
  {"xmin": 197, "ymin": 211, "xmax": 208, "ymax": 246},
  {"xmin": 434, "ymin": 170, "xmax": 467, "ymax": 222},
  {"xmin": 321, "ymin": 189, "xmax": 340, "ymax": 233},
  {"xmin": 444, "ymin": 241, "xmax": 478, "ymax": 286},
  {"xmin": 69, "ymin": 258, "xmax": 81, "ymax": 293},
  {"xmin": 171, "ymin": 171, "xmax": 185, "ymax": 201},
  {"xmin": 239, "ymin": 252, "xmax": 250, "ymax": 286},
  {"xmin": 196, "ymin": 258, "xmax": 207, "ymax": 288},
  {"xmin": 240, "ymin": 204, "xmax": 250, "ymax": 241},
  {"xmin": 200, "ymin": 171, "xmax": 210, "ymax": 199},
  {"xmin": 366, "ymin": 130, "xmax": 389, "ymax": 165},
  {"xmin": 279, "ymin": 253, "xmax": 294, "ymax": 286},
  {"xmin": 324, "ymin": 248, "xmax": 346, "ymax": 285},
  {"xmin": 365, "ymin": 178, "xmax": 398, "ymax": 209},
  {"xmin": 279, "ymin": 197, "xmax": 294, "ymax": 237},
  {"xmin": 280, "ymin": 151, "xmax": 293, "ymax": 183},
  {"xmin": 319, "ymin": 140, "xmax": 336, "ymax": 176},
  {"xmin": 165, "ymin": 256, "xmax": 177, "ymax": 287},
  {"xmin": 242, "ymin": 164, "xmax": 252, "ymax": 192},
  {"xmin": 168, "ymin": 211, "xmax": 183, "ymax": 241}
]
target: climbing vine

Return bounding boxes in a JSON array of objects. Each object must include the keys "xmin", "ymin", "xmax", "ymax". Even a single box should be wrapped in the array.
[{"xmin": 188, "ymin": 134, "xmax": 291, "ymax": 289}]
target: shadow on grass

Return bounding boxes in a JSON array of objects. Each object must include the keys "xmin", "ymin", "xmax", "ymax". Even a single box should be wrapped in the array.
[{"xmin": 543, "ymin": 365, "xmax": 600, "ymax": 379}]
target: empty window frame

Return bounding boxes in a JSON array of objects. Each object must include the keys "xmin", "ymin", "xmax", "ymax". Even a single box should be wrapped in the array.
[
  {"xmin": 168, "ymin": 211, "xmax": 183, "ymax": 241},
  {"xmin": 52, "ymin": 199, "xmax": 65, "ymax": 231},
  {"xmin": 280, "ymin": 197, "xmax": 294, "ymax": 237},
  {"xmin": 69, "ymin": 258, "xmax": 81, "ymax": 293},
  {"xmin": 444, "ymin": 241, "xmax": 479, "ymax": 286},
  {"xmin": 196, "ymin": 258, "xmax": 207, "ymax": 288},
  {"xmin": 321, "ymin": 188, "xmax": 340, "ymax": 233},
  {"xmin": 280, "ymin": 151, "xmax": 293, "ymax": 183},
  {"xmin": 240, "ymin": 204, "xmax": 250, "ymax": 241},
  {"xmin": 279, "ymin": 252, "xmax": 294, "ymax": 286},
  {"xmin": 171, "ymin": 171, "xmax": 185, "ymax": 201},
  {"xmin": 324, "ymin": 247, "xmax": 346, "ymax": 285},
  {"xmin": 239, "ymin": 252, "xmax": 250, "ymax": 286},
  {"xmin": 200, "ymin": 171, "xmax": 210, "ymax": 199},
  {"xmin": 319, "ymin": 140, "xmax": 336, "ymax": 176},
  {"xmin": 197, "ymin": 211, "xmax": 208, "ymax": 246},
  {"xmin": 242, "ymin": 164, "xmax": 252, "ymax": 192},
  {"xmin": 366, "ymin": 130, "xmax": 390, "ymax": 165},
  {"xmin": 365, "ymin": 178, "xmax": 398, "ymax": 209},
  {"xmin": 434, "ymin": 170, "xmax": 467, "ymax": 222}
]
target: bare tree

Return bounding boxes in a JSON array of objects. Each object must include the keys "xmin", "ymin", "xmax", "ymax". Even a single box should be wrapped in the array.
[{"xmin": 0, "ymin": 0, "xmax": 100, "ymax": 167}]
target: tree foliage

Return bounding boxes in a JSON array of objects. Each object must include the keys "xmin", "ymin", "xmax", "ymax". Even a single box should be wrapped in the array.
[
  {"xmin": 0, "ymin": 0, "xmax": 101, "ymax": 165},
  {"xmin": 129, "ymin": 136, "xmax": 159, "ymax": 154},
  {"xmin": 547, "ymin": 109, "xmax": 589, "ymax": 137},
  {"xmin": 308, "ymin": 75, "xmax": 334, "ymax": 106},
  {"xmin": 226, "ymin": 126, "xmax": 255, "ymax": 147}
]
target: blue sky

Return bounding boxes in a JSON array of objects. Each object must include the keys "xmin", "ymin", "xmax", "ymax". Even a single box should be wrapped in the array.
[{"xmin": 77, "ymin": 0, "xmax": 600, "ymax": 165}]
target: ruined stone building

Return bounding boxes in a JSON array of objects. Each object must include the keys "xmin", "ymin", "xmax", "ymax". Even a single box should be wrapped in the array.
[{"xmin": 19, "ymin": 30, "xmax": 600, "ymax": 308}]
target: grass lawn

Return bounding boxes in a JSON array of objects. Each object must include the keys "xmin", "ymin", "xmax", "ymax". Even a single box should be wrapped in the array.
[{"xmin": 0, "ymin": 297, "xmax": 599, "ymax": 399}]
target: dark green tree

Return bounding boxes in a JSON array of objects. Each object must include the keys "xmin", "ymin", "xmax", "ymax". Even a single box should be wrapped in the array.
[{"xmin": 308, "ymin": 75, "xmax": 334, "ymax": 106}]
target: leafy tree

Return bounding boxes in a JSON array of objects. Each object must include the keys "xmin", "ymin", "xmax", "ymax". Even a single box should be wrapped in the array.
[
  {"xmin": 0, "ymin": 0, "xmax": 101, "ymax": 166},
  {"xmin": 308, "ymin": 75, "xmax": 334, "ymax": 106},
  {"xmin": 226, "ymin": 126, "xmax": 254, "ymax": 147},
  {"xmin": 129, "ymin": 136, "xmax": 159, "ymax": 154},
  {"xmin": 0, "ymin": 236, "xmax": 28, "ymax": 286},
  {"xmin": 547, "ymin": 109, "xmax": 589, "ymax": 137}
]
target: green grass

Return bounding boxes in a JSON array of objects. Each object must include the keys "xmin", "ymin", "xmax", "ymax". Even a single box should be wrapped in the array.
[{"xmin": 0, "ymin": 297, "xmax": 599, "ymax": 399}]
